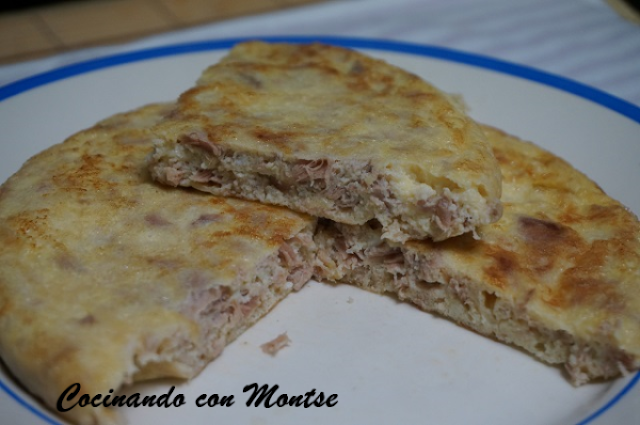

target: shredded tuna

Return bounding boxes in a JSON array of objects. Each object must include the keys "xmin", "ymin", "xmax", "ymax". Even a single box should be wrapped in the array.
[
  {"xmin": 326, "ymin": 186, "xmax": 360, "ymax": 208},
  {"xmin": 366, "ymin": 244, "xmax": 405, "ymax": 274},
  {"xmin": 204, "ymin": 172, "xmax": 228, "ymax": 187},
  {"xmin": 278, "ymin": 242, "xmax": 301, "ymax": 267},
  {"xmin": 291, "ymin": 159, "xmax": 332, "ymax": 188},
  {"xmin": 260, "ymin": 332, "xmax": 291, "ymax": 356},
  {"xmin": 161, "ymin": 166, "xmax": 185, "ymax": 187},
  {"xmin": 367, "ymin": 244, "xmax": 400, "ymax": 261},
  {"xmin": 240, "ymin": 296, "xmax": 260, "ymax": 316},
  {"xmin": 371, "ymin": 176, "xmax": 399, "ymax": 209},
  {"xmin": 191, "ymin": 169, "xmax": 214, "ymax": 183},
  {"xmin": 288, "ymin": 266, "xmax": 313, "ymax": 291},
  {"xmin": 178, "ymin": 131, "xmax": 225, "ymax": 157},
  {"xmin": 418, "ymin": 196, "xmax": 454, "ymax": 230},
  {"xmin": 327, "ymin": 234, "xmax": 360, "ymax": 269},
  {"xmin": 277, "ymin": 235, "xmax": 315, "ymax": 290}
]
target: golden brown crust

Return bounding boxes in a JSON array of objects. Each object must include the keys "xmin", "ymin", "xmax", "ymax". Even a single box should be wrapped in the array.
[
  {"xmin": 149, "ymin": 41, "xmax": 502, "ymax": 241},
  {"xmin": 412, "ymin": 125, "xmax": 640, "ymax": 380},
  {"xmin": 313, "ymin": 124, "xmax": 640, "ymax": 383},
  {"xmin": 0, "ymin": 104, "xmax": 315, "ymax": 424}
]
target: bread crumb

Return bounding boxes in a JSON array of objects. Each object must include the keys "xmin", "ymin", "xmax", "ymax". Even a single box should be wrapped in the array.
[{"xmin": 260, "ymin": 332, "xmax": 290, "ymax": 356}]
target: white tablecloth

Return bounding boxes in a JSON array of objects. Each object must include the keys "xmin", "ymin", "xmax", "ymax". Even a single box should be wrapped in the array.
[{"xmin": 1, "ymin": 0, "xmax": 639, "ymax": 106}]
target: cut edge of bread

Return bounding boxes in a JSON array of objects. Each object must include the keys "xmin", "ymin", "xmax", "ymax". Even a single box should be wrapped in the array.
[
  {"xmin": 313, "ymin": 221, "xmax": 638, "ymax": 386},
  {"xmin": 149, "ymin": 136, "xmax": 501, "ymax": 243}
]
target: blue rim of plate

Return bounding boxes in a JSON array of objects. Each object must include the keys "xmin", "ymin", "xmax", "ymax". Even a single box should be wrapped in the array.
[
  {"xmin": 1, "ymin": 35, "xmax": 640, "ymax": 124},
  {"xmin": 0, "ymin": 35, "xmax": 639, "ymax": 425}
]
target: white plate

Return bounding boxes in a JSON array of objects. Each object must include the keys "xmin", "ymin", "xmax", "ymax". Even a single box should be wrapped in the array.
[{"xmin": 1, "ymin": 36, "xmax": 639, "ymax": 425}]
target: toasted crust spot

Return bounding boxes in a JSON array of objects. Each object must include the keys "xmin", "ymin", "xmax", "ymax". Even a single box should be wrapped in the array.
[
  {"xmin": 0, "ymin": 103, "xmax": 317, "ymax": 425},
  {"xmin": 149, "ymin": 41, "xmax": 502, "ymax": 242},
  {"xmin": 314, "ymin": 124, "xmax": 640, "ymax": 385}
]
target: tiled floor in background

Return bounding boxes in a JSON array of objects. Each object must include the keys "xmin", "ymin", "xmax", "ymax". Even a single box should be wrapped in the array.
[{"xmin": 0, "ymin": 0, "xmax": 326, "ymax": 64}]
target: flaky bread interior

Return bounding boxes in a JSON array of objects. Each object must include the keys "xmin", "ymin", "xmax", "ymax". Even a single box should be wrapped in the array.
[
  {"xmin": 148, "ymin": 41, "xmax": 503, "ymax": 242},
  {"xmin": 314, "ymin": 221, "xmax": 635, "ymax": 385},
  {"xmin": 132, "ymin": 227, "xmax": 316, "ymax": 384},
  {"xmin": 0, "ymin": 103, "xmax": 318, "ymax": 425},
  {"xmin": 313, "ymin": 124, "xmax": 640, "ymax": 385},
  {"xmin": 151, "ymin": 139, "xmax": 501, "ymax": 243},
  {"xmin": 5, "ymin": 226, "xmax": 317, "ymax": 425}
]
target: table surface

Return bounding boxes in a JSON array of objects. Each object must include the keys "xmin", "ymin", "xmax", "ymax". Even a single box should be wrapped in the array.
[
  {"xmin": 0, "ymin": 0, "xmax": 326, "ymax": 65},
  {"xmin": 2, "ymin": 0, "xmax": 638, "ymax": 66},
  {"xmin": 1, "ymin": 0, "xmax": 639, "ymax": 106}
]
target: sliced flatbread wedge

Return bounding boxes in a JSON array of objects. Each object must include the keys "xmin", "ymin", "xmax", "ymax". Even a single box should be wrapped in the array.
[
  {"xmin": 314, "ymin": 125, "xmax": 640, "ymax": 385},
  {"xmin": 149, "ymin": 41, "xmax": 502, "ymax": 242},
  {"xmin": 0, "ymin": 103, "xmax": 317, "ymax": 425}
]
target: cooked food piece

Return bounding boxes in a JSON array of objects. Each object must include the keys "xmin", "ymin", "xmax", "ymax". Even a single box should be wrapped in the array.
[
  {"xmin": 260, "ymin": 332, "xmax": 291, "ymax": 356},
  {"xmin": 314, "ymin": 125, "xmax": 640, "ymax": 385},
  {"xmin": 149, "ymin": 41, "xmax": 502, "ymax": 242},
  {"xmin": 0, "ymin": 103, "xmax": 317, "ymax": 425}
]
